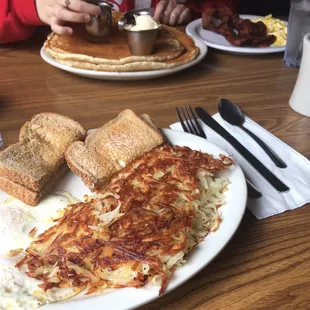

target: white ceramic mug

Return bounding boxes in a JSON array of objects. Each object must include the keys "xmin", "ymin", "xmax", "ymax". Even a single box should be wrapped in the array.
[{"xmin": 289, "ymin": 33, "xmax": 310, "ymax": 117}]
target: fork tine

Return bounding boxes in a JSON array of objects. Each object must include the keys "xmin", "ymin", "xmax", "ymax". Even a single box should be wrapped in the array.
[
  {"xmin": 181, "ymin": 106, "xmax": 196, "ymax": 135},
  {"xmin": 188, "ymin": 105, "xmax": 207, "ymax": 138},
  {"xmin": 175, "ymin": 107, "xmax": 189, "ymax": 133},
  {"xmin": 183, "ymin": 106, "xmax": 200, "ymax": 136}
]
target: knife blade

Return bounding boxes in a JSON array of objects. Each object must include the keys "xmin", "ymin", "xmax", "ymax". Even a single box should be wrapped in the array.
[
  {"xmin": 195, "ymin": 107, "xmax": 290, "ymax": 193},
  {"xmin": 246, "ymin": 179, "xmax": 262, "ymax": 199}
]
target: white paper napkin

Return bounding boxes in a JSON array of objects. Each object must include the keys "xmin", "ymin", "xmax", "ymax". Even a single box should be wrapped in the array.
[{"xmin": 170, "ymin": 113, "xmax": 310, "ymax": 219}]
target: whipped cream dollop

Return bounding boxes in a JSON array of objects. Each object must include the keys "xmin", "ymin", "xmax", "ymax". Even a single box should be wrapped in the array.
[{"xmin": 129, "ymin": 15, "xmax": 159, "ymax": 31}]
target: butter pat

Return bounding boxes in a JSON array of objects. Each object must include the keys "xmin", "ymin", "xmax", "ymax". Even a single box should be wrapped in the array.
[{"xmin": 130, "ymin": 15, "xmax": 159, "ymax": 31}]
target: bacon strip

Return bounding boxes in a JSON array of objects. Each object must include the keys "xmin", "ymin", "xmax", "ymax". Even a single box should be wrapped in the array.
[{"xmin": 202, "ymin": 5, "xmax": 276, "ymax": 47}]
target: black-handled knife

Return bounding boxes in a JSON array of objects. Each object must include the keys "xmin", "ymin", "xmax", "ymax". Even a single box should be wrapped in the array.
[{"xmin": 195, "ymin": 107, "xmax": 290, "ymax": 193}]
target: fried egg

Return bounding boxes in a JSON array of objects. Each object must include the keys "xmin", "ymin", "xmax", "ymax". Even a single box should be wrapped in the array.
[
  {"xmin": 251, "ymin": 14, "xmax": 287, "ymax": 47},
  {"xmin": 0, "ymin": 192, "xmax": 80, "ymax": 310}
]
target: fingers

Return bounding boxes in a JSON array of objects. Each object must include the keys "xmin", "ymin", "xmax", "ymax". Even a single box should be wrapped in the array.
[
  {"xmin": 51, "ymin": 17, "xmax": 73, "ymax": 35},
  {"xmin": 48, "ymin": 0, "xmax": 102, "ymax": 36},
  {"xmin": 154, "ymin": 0, "xmax": 168, "ymax": 22},
  {"xmin": 177, "ymin": 7, "xmax": 191, "ymax": 24},
  {"xmin": 63, "ymin": 0, "xmax": 101, "ymax": 16},
  {"xmin": 169, "ymin": 5, "xmax": 184, "ymax": 26},
  {"xmin": 51, "ymin": 0, "xmax": 101, "ymax": 33},
  {"xmin": 161, "ymin": 0, "xmax": 175, "ymax": 24},
  {"xmin": 156, "ymin": 0, "xmax": 191, "ymax": 26},
  {"xmin": 54, "ymin": 4, "xmax": 91, "ymax": 23}
]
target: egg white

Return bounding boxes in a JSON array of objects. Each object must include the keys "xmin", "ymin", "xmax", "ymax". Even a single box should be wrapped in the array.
[{"xmin": 0, "ymin": 192, "xmax": 80, "ymax": 310}]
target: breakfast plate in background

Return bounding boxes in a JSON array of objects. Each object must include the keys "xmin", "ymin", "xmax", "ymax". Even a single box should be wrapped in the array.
[
  {"xmin": 0, "ymin": 129, "xmax": 247, "ymax": 310},
  {"xmin": 40, "ymin": 37, "xmax": 207, "ymax": 81},
  {"xmin": 186, "ymin": 15, "xmax": 287, "ymax": 55}
]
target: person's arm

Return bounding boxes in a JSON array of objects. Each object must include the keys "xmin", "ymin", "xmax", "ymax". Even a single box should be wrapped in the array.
[{"xmin": 0, "ymin": 0, "xmax": 44, "ymax": 44}]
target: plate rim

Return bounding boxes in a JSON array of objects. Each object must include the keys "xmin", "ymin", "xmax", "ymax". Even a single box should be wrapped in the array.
[
  {"xmin": 40, "ymin": 37, "xmax": 208, "ymax": 80},
  {"xmin": 186, "ymin": 14, "xmax": 286, "ymax": 54},
  {"xmin": 31, "ymin": 128, "xmax": 247, "ymax": 310}
]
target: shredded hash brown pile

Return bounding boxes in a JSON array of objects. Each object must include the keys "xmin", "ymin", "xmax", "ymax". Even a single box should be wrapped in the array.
[{"xmin": 16, "ymin": 146, "xmax": 232, "ymax": 296}]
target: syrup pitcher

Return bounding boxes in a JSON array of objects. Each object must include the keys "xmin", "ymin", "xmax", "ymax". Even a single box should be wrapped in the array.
[{"xmin": 84, "ymin": 0, "xmax": 113, "ymax": 38}]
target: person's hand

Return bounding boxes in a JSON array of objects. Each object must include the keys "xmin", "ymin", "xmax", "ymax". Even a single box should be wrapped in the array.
[
  {"xmin": 154, "ymin": 0, "xmax": 191, "ymax": 26},
  {"xmin": 35, "ymin": 0, "xmax": 101, "ymax": 35}
]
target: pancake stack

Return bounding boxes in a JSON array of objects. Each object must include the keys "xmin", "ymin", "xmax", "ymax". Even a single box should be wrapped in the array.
[{"xmin": 44, "ymin": 12, "xmax": 200, "ymax": 72}]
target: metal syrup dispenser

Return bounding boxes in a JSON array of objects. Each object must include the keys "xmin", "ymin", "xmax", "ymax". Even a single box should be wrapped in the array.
[{"xmin": 85, "ymin": 0, "xmax": 113, "ymax": 38}]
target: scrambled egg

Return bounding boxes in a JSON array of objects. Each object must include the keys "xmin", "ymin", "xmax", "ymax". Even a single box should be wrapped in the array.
[{"xmin": 251, "ymin": 15, "xmax": 287, "ymax": 47}]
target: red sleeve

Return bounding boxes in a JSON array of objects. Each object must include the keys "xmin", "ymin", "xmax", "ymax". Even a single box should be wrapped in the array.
[{"xmin": 0, "ymin": 0, "xmax": 45, "ymax": 44}]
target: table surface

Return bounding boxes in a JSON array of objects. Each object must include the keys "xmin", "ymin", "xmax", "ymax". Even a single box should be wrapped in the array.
[{"xmin": 1, "ymin": 28, "xmax": 310, "ymax": 310}]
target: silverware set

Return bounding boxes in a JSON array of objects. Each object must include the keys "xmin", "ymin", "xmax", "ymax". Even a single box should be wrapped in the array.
[{"xmin": 176, "ymin": 101, "xmax": 290, "ymax": 199}]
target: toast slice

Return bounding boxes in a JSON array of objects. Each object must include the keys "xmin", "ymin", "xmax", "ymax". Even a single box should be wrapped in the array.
[
  {"xmin": 65, "ymin": 110, "xmax": 164, "ymax": 190},
  {"xmin": 0, "ymin": 113, "xmax": 86, "ymax": 192},
  {"xmin": 0, "ymin": 163, "xmax": 69, "ymax": 206}
]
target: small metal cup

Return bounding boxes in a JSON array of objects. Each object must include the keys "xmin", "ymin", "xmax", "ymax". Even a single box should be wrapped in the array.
[
  {"xmin": 118, "ymin": 7, "xmax": 159, "ymax": 55},
  {"xmin": 85, "ymin": 0, "xmax": 113, "ymax": 38},
  {"xmin": 118, "ymin": 8, "xmax": 155, "ymax": 31},
  {"xmin": 126, "ymin": 27, "xmax": 160, "ymax": 56}
]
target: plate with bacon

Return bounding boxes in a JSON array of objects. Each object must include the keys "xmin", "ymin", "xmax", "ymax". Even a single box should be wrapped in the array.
[{"xmin": 186, "ymin": 6, "xmax": 287, "ymax": 54}]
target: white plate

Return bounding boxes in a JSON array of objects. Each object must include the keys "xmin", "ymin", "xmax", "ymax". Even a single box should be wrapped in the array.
[
  {"xmin": 40, "ymin": 37, "xmax": 207, "ymax": 81},
  {"xmin": 0, "ymin": 129, "xmax": 247, "ymax": 310},
  {"xmin": 186, "ymin": 15, "xmax": 286, "ymax": 54}
]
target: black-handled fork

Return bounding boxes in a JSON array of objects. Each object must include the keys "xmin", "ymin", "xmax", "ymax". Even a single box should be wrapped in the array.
[{"xmin": 176, "ymin": 105, "xmax": 263, "ymax": 199}]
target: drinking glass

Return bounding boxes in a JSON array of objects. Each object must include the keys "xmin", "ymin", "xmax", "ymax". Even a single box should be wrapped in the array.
[{"xmin": 284, "ymin": 0, "xmax": 310, "ymax": 67}]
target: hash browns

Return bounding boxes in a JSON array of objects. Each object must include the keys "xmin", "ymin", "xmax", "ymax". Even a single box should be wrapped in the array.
[{"xmin": 16, "ymin": 146, "xmax": 232, "ymax": 296}]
